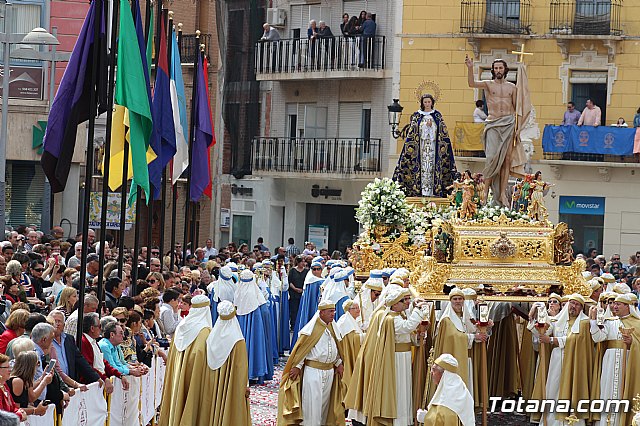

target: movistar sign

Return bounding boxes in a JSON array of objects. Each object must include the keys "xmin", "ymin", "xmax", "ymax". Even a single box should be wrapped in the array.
[{"xmin": 559, "ymin": 196, "xmax": 605, "ymax": 216}]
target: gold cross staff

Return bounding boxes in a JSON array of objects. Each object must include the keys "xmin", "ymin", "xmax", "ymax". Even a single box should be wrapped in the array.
[{"xmin": 512, "ymin": 42, "xmax": 533, "ymax": 63}]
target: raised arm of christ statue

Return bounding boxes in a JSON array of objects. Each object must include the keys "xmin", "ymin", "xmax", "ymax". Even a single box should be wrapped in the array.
[{"xmin": 465, "ymin": 55, "xmax": 526, "ymax": 207}]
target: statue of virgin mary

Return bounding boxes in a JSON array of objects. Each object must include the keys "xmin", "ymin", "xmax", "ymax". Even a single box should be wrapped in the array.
[{"xmin": 392, "ymin": 94, "xmax": 457, "ymax": 198}]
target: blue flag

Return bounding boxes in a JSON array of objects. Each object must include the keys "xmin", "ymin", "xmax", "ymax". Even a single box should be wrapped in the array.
[
  {"xmin": 148, "ymin": 15, "xmax": 176, "ymax": 199},
  {"xmin": 190, "ymin": 53, "xmax": 213, "ymax": 201},
  {"xmin": 41, "ymin": 0, "xmax": 107, "ymax": 192},
  {"xmin": 170, "ymin": 27, "xmax": 188, "ymax": 185}
]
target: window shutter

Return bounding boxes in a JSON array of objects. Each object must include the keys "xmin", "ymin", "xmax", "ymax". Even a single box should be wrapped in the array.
[{"xmin": 338, "ymin": 103, "xmax": 363, "ymax": 138}]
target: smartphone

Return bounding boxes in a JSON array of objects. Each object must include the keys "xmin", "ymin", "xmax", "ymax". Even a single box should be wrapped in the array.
[{"xmin": 44, "ymin": 359, "xmax": 56, "ymax": 374}]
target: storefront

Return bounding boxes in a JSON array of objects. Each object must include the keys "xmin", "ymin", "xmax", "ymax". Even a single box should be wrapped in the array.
[{"xmin": 558, "ymin": 195, "xmax": 605, "ymax": 255}]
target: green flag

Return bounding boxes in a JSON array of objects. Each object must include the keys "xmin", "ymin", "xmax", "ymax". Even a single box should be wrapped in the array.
[{"xmin": 115, "ymin": 0, "xmax": 153, "ymax": 204}]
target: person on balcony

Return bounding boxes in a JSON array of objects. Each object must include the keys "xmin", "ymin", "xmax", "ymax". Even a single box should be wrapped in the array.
[
  {"xmin": 260, "ymin": 23, "xmax": 280, "ymax": 41},
  {"xmin": 577, "ymin": 98, "xmax": 601, "ymax": 127},
  {"xmin": 473, "ymin": 100, "xmax": 487, "ymax": 123},
  {"xmin": 358, "ymin": 13, "xmax": 376, "ymax": 68},
  {"xmin": 562, "ymin": 101, "xmax": 581, "ymax": 125},
  {"xmin": 317, "ymin": 21, "xmax": 335, "ymax": 70},
  {"xmin": 392, "ymin": 94, "xmax": 457, "ymax": 198},
  {"xmin": 260, "ymin": 23, "xmax": 281, "ymax": 73}
]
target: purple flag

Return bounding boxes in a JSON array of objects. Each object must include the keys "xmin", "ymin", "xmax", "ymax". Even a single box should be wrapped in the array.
[
  {"xmin": 190, "ymin": 53, "xmax": 213, "ymax": 201},
  {"xmin": 41, "ymin": 0, "xmax": 107, "ymax": 192}
]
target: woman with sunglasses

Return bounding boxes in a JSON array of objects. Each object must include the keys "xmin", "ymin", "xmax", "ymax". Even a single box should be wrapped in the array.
[{"xmin": 145, "ymin": 272, "xmax": 165, "ymax": 293}]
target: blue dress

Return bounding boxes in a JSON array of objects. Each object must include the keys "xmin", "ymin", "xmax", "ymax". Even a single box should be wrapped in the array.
[
  {"xmin": 290, "ymin": 278, "xmax": 323, "ymax": 348},
  {"xmin": 279, "ymin": 288, "xmax": 290, "ymax": 353},
  {"xmin": 237, "ymin": 306, "xmax": 273, "ymax": 384},
  {"xmin": 263, "ymin": 290, "xmax": 280, "ymax": 364},
  {"xmin": 208, "ymin": 289, "xmax": 219, "ymax": 325},
  {"xmin": 334, "ymin": 295, "xmax": 350, "ymax": 321}
]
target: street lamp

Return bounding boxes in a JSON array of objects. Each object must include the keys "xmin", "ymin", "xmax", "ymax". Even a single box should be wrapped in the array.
[
  {"xmin": 0, "ymin": 2, "xmax": 59, "ymax": 234},
  {"xmin": 387, "ymin": 98, "xmax": 409, "ymax": 139}
]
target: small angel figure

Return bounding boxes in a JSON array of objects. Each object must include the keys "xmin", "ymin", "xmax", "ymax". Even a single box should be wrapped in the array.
[
  {"xmin": 527, "ymin": 171, "xmax": 554, "ymax": 222},
  {"xmin": 472, "ymin": 172, "xmax": 486, "ymax": 206},
  {"xmin": 446, "ymin": 172, "xmax": 463, "ymax": 207},
  {"xmin": 459, "ymin": 170, "xmax": 477, "ymax": 220}
]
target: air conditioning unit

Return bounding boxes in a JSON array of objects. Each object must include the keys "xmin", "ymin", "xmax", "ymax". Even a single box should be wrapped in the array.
[{"xmin": 267, "ymin": 8, "xmax": 287, "ymax": 27}]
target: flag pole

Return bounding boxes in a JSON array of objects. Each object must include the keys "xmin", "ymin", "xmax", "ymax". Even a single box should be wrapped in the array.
[
  {"xmin": 144, "ymin": 0, "xmax": 158, "ymax": 270},
  {"xmin": 182, "ymin": 30, "xmax": 199, "ymax": 266},
  {"xmin": 169, "ymin": 22, "xmax": 182, "ymax": 270},
  {"xmin": 159, "ymin": 10, "xmax": 171, "ymax": 268},
  {"xmin": 96, "ymin": 0, "xmax": 121, "ymax": 315},
  {"xmin": 116, "ymin": 144, "xmax": 129, "ymax": 278},
  {"xmin": 76, "ymin": 0, "xmax": 104, "ymax": 348}
]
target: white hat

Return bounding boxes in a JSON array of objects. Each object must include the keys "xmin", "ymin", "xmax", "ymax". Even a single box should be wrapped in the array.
[
  {"xmin": 173, "ymin": 294, "xmax": 212, "ymax": 352},
  {"xmin": 206, "ymin": 301, "xmax": 244, "ymax": 370}
]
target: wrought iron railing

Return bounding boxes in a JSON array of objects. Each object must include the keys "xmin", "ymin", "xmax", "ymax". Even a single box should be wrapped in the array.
[
  {"xmin": 179, "ymin": 33, "xmax": 212, "ymax": 63},
  {"xmin": 549, "ymin": 0, "xmax": 622, "ymax": 35},
  {"xmin": 543, "ymin": 152, "xmax": 638, "ymax": 163},
  {"xmin": 254, "ymin": 36, "xmax": 386, "ymax": 76},
  {"xmin": 251, "ymin": 137, "xmax": 382, "ymax": 175},
  {"xmin": 460, "ymin": 0, "xmax": 532, "ymax": 34}
]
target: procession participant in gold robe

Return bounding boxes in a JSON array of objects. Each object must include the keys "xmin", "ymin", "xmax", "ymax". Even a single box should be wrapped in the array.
[
  {"xmin": 336, "ymin": 299, "xmax": 363, "ymax": 387},
  {"xmin": 159, "ymin": 295, "xmax": 213, "ymax": 426},
  {"xmin": 429, "ymin": 288, "xmax": 487, "ymax": 403},
  {"xmin": 345, "ymin": 293, "xmax": 391, "ymax": 426},
  {"xmin": 531, "ymin": 294, "xmax": 592, "ymax": 426},
  {"xmin": 485, "ymin": 299, "xmax": 520, "ymax": 402},
  {"xmin": 204, "ymin": 301, "xmax": 251, "ymax": 426},
  {"xmin": 358, "ymin": 270, "xmax": 383, "ymax": 332},
  {"xmin": 589, "ymin": 278, "xmax": 604, "ymax": 303},
  {"xmin": 277, "ymin": 300, "xmax": 345, "ymax": 426},
  {"xmin": 590, "ymin": 293, "xmax": 640, "ymax": 426},
  {"xmin": 417, "ymin": 354, "xmax": 475, "ymax": 426},
  {"xmin": 525, "ymin": 293, "xmax": 561, "ymax": 407},
  {"xmin": 357, "ymin": 287, "xmax": 427, "ymax": 426}
]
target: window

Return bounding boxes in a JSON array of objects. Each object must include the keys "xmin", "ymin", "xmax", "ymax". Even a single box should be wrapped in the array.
[
  {"xmin": 574, "ymin": 0, "xmax": 612, "ymax": 35},
  {"xmin": 6, "ymin": 160, "xmax": 45, "ymax": 229},
  {"xmin": 232, "ymin": 215, "xmax": 252, "ymax": 246},
  {"xmin": 0, "ymin": 2, "xmax": 43, "ymax": 65},
  {"xmin": 484, "ymin": 0, "xmax": 524, "ymax": 34}
]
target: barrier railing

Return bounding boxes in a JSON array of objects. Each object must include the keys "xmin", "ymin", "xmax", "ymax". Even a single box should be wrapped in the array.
[{"xmin": 23, "ymin": 354, "xmax": 166, "ymax": 426}]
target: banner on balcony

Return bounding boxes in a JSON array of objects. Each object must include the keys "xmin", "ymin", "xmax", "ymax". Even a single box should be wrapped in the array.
[
  {"xmin": 542, "ymin": 125, "xmax": 637, "ymax": 156},
  {"xmin": 453, "ymin": 122, "xmax": 485, "ymax": 151}
]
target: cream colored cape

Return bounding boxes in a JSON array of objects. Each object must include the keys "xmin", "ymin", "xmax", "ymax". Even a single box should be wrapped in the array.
[{"xmin": 277, "ymin": 318, "xmax": 345, "ymax": 426}]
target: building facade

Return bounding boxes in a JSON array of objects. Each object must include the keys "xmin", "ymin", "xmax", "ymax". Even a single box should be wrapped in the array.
[
  {"xmin": 216, "ymin": 0, "xmax": 402, "ymax": 254},
  {"xmin": 397, "ymin": 0, "xmax": 640, "ymax": 257}
]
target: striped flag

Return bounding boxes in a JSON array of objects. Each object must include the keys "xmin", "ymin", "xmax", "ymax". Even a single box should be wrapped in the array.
[{"xmin": 170, "ymin": 27, "xmax": 188, "ymax": 184}]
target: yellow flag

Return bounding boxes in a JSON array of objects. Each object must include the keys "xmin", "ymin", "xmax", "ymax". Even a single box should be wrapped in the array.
[{"xmin": 102, "ymin": 105, "xmax": 157, "ymax": 191}]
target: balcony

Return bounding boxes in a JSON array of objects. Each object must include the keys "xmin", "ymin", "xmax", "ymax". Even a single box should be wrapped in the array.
[
  {"xmin": 460, "ymin": 0, "xmax": 532, "ymax": 34},
  {"xmin": 549, "ymin": 0, "xmax": 622, "ymax": 36},
  {"xmin": 179, "ymin": 33, "xmax": 212, "ymax": 63},
  {"xmin": 251, "ymin": 137, "xmax": 382, "ymax": 179},
  {"xmin": 254, "ymin": 36, "xmax": 386, "ymax": 81}
]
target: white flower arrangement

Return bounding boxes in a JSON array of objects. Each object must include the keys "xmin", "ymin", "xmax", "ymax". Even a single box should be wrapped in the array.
[
  {"xmin": 356, "ymin": 178, "xmax": 410, "ymax": 229},
  {"xmin": 473, "ymin": 205, "xmax": 532, "ymax": 222},
  {"xmin": 405, "ymin": 204, "xmax": 456, "ymax": 245}
]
